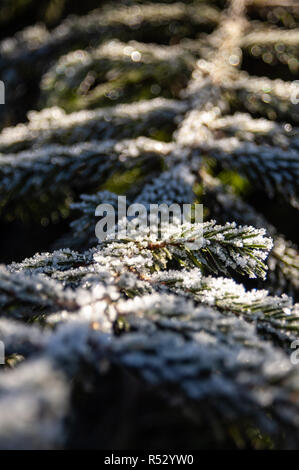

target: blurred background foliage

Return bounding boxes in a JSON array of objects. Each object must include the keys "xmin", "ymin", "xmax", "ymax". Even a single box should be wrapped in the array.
[{"xmin": 0, "ymin": 0, "xmax": 105, "ymax": 38}]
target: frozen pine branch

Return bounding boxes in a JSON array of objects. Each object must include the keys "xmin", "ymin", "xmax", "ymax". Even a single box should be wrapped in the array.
[
  {"xmin": 3, "ymin": 292, "xmax": 299, "ymax": 448},
  {"xmin": 177, "ymin": 116, "xmax": 299, "ymax": 207},
  {"xmin": 0, "ymin": 99, "xmax": 188, "ymax": 154},
  {"xmin": 209, "ymin": 141, "xmax": 299, "ymax": 206},
  {"xmin": 97, "ymin": 221, "xmax": 272, "ymax": 279},
  {"xmin": 228, "ymin": 73, "xmax": 299, "ymax": 124},
  {"xmin": 242, "ymin": 26, "xmax": 299, "ymax": 74},
  {"xmin": 201, "ymin": 173, "xmax": 299, "ymax": 297},
  {"xmin": 0, "ymin": 1, "xmax": 219, "ymax": 128},
  {"xmin": 151, "ymin": 270, "xmax": 299, "ymax": 349},
  {"xmin": 39, "ymin": 40, "xmax": 195, "ymax": 111},
  {"xmin": 67, "ymin": 191, "xmax": 121, "ymax": 250},
  {"xmin": 61, "ymin": 164, "xmax": 195, "ymax": 251},
  {"xmin": 0, "ymin": 265, "xmax": 79, "ymax": 319},
  {"xmin": 0, "ymin": 359, "xmax": 69, "ymax": 450},
  {"xmin": 8, "ymin": 249, "xmax": 95, "ymax": 276},
  {"xmin": 0, "ymin": 263, "xmax": 120, "ymax": 325},
  {"xmin": 0, "ymin": 137, "xmax": 170, "ymax": 219},
  {"xmin": 179, "ymin": 110, "xmax": 299, "ymax": 150}
]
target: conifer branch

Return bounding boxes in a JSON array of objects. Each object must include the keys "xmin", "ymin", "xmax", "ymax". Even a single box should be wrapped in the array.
[{"xmin": 98, "ymin": 221, "xmax": 273, "ymax": 279}]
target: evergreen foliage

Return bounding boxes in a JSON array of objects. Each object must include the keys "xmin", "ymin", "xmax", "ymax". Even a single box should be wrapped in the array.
[{"xmin": 0, "ymin": 0, "xmax": 299, "ymax": 450}]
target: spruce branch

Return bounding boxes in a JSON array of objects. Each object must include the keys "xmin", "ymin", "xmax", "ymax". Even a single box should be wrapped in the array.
[
  {"xmin": 97, "ymin": 221, "xmax": 273, "ymax": 279},
  {"xmin": 2, "ymin": 290, "xmax": 299, "ymax": 448},
  {"xmin": 189, "ymin": 136, "xmax": 299, "ymax": 207},
  {"xmin": 0, "ymin": 265, "xmax": 79, "ymax": 319},
  {"xmin": 0, "ymin": 99, "xmax": 187, "ymax": 154},
  {"xmin": 0, "ymin": 359, "xmax": 69, "ymax": 450},
  {"xmin": 56, "ymin": 163, "xmax": 195, "ymax": 251},
  {"xmin": 0, "ymin": 264, "xmax": 119, "ymax": 321},
  {"xmin": 201, "ymin": 173, "xmax": 299, "ymax": 297},
  {"xmin": 8, "ymin": 249, "xmax": 95, "ymax": 276},
  {"xmin": 152, "ymin": 270, "xmax": 299, "ymax": 347},
  {"xmin": 40, "ymin": 40, "xmax": 195, "ymax": 111},
  {"xmin": 228, "ymin": 73, "xmax": 299, "ymax": 124},
  {"xmin": 0, "ymin": 138, "xmax": 167, "ymax": 219},
  {"xmin": 179, "ymin": 109, "xmax": 299, "ymax": 151},
  {"xmin": 0, "ymin": 1, "xmax": 219, "ymax": 128},
  {"xmin": 242, "ymin": 26, "xmax": 299, "ymax": 74}
]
